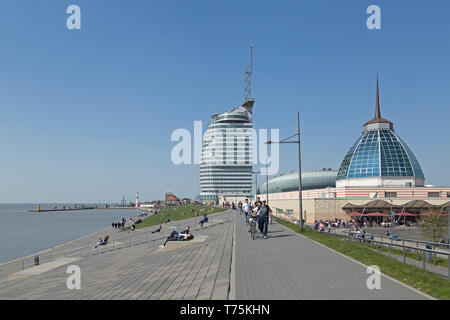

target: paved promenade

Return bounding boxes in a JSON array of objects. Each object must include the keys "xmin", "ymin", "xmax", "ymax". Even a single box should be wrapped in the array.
[
  {"xmin": 234, "ymin": 213, "xmax": 430, "ymax": 299},
  {"xmin": 0, "ymin": 209, "xmax": 432, "ymax": 299},
  {"xmin": 0, "ymin": 211, "xmax": 233, "ymax": 300}
]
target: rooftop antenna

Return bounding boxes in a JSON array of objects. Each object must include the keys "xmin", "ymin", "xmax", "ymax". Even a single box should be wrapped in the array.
[{"xmin": 244, "ymin": 43, "xmax": 253, "ymax": 100}]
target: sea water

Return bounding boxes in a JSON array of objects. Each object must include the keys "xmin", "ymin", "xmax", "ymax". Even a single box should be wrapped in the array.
[{"xmin": 0, "ymin": 204, "xmax": 141, "ymax": 264}]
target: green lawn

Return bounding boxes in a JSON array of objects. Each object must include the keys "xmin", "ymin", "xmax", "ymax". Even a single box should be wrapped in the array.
[
  {"xmin": 275, "ymin": 217, "xmax": 450, "ymax": 300},
  {"xmin": 134, "ymin": 205, "xmax": 226, "ymax": 230}
]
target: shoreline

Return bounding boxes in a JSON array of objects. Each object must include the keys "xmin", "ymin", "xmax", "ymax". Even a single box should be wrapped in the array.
[
  {"xmin": 0, "ymin": 208, "xmax": 147, "ymax": 267},
  {"xmin": 0, "ymin": 225, "xmax": 113, "ymax": 268}
]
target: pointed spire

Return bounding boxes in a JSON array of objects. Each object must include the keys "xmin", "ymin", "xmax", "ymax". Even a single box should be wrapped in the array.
[
  {"xmin": 363, "ymin": 74, "xmax": 393, "ymax": 129},
  {"xmin": 375, "ymin": 74, "xmax": 381, "ymax": 119}
]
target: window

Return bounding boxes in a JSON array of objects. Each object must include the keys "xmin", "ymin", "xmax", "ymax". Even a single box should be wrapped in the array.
[
  {"xmin": 428, "ymin": 192, "xmax": 440, "ymax": 198},
  {"xmin": 276, "ymin": 208, "xmax": 283, "ymax": 214},
  {"xmin": 286, "ymin": 209, "xmax": 294, "ymax": 215},
  {"xmin": 447, "ymin": 192, "xmax": 450, "ymax": 198},
  {"xmin": 385, "ymin": 192, "xmax": 397, "ymax": 198}
]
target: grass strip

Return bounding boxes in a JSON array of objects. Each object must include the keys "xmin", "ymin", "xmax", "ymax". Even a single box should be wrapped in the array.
[
  {"xmin": 275, "ymin": 217, "xmax": 450, "ymax": 300},
  {"xmin": 134, "ymin": 205, "xmax": 226, "ymax": 230}
]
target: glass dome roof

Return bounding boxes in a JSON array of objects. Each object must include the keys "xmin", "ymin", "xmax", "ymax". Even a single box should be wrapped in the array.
[
  {"xmin": 336, "ymin": 129, "xmax": 424, "ymax": 180},
  {"xmin": 337, "ymin": 77, "xmax": 424, "ymax": 181}
]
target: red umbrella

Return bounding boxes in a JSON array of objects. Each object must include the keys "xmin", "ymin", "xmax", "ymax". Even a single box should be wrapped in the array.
[{"xmin": 366, "ymin": 212, "xmax": 390, "ymax": 217}]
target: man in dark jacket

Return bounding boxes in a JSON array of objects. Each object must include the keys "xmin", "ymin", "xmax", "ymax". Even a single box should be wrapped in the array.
[{"xmin": 257, "ymin": 201, "xmax": 272, "ymax": 239}]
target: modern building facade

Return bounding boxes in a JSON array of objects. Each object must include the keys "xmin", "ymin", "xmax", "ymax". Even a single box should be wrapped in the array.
[
  {"xmin": 258, "ymin": 169, "xmax": 338, "ymax": 194},
  {"xmin": 336, "ymin": 78, "xmax": 425, "ymax": 188},
  {"xmin": 199, "ymin": 99, "xmax": 254, "ymax": 204},
  {"xmin": 257, "ymin": 78, "xmax": 450, "ymax": 224}
]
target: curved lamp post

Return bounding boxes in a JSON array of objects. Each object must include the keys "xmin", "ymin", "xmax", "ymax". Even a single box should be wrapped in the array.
[{"xmin": 266, "ymin": 111, "xmax": 303, "ymax": 229}]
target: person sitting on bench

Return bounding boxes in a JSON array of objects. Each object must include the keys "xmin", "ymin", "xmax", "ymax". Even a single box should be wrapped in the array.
[
  {"xmin": 94, "ymin": 235, "xmax": 110, "ymax": 249},
  {"xmin": 199, "ymin": 214, "xmax": 208, "ymax": 227},
  {"xmin": 94, "ymin": 237, "xmax": 104, "ymax": 249}
]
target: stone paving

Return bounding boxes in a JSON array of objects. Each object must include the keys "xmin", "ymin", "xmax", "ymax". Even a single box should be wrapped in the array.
[
  {"xmin": 234, "ymin": 212, "xmax": 430, "ymax": 300},
  {"xmin": 0, "ymin": 210, "xmax": 234, "ymax": 300},
  {"xmin": 0, "ymin": 209, "xmax": 434, "ymax": 300}
]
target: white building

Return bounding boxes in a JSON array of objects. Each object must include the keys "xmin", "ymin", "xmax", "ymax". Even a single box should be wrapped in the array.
[{"xmin": 199, "ymin": 99, "xmax": 254, "ymax": 203}]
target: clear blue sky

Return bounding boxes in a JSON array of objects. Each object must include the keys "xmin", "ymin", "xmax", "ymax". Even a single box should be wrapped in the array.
[{"xmin": 0, "ymin": 0, "xmax": 448, "ymax": 203}]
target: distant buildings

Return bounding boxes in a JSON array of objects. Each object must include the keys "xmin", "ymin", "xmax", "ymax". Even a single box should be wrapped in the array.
[{"xmin": 165, "ymin": 191, "xmax": 181, "ymax": 206}]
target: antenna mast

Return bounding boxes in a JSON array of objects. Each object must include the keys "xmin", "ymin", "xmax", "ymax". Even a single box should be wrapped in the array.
[{"xmin": 244, "ymin": 44, "xmax": 253, "ymax": 100}]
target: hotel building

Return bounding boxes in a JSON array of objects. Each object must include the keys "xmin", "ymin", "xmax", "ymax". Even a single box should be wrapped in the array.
[{"xmin": 198, "ymin": 99, "xmax": 255, "ymax": 204}]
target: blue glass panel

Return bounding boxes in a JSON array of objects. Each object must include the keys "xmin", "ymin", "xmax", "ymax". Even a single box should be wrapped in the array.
[
  {"xmin": 347, "ymin": 131, "xmax": 379, "ymax": 178},
  {"xmin": 396, "ymin": 135, "xmax": 425, "ymax": 179},
  {"xmin": 337, "ymin": 135, "xmax": 361, "ymax": 180},
  {"xmin": 379, "ymin": 130, "xmax": 420, "ymax": 178}
]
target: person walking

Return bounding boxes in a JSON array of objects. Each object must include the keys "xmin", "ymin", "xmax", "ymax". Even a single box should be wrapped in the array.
[
  {"xmin": 257, "ymin": 200, "xmax": 272, "ymax": 239},
  {"xmin": 242, "ymin": 199, "xmax": 251, "ymax": 225},
  {"xmin": 238, "ymin": 201, "xmax": 242, "ymax": 215},
  {"xmin": 254, "ymin": 197, "xmax": 262, "ymax": 207}
]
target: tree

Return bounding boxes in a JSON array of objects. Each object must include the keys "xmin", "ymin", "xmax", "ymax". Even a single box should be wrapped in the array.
[{"xmin": 421, "ymin": 209, "xmax": 447, "ymax": 243}]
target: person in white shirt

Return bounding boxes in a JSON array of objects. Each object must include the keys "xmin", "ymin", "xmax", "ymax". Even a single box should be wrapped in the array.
[{"xmin": 242, "ymin": 199, "xmax": 251, "ymax": 225}]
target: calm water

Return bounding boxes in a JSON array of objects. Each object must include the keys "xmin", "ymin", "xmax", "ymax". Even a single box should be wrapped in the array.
[{"xmin": 0, "ymin": 204, "xmax": 141, "ymax": 264}]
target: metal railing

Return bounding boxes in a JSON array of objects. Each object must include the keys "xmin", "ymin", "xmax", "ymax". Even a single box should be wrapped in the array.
[
  {"xmin": 312, "ymin": 226, "xmax": 450, "ymax": 279},
  {"xmin": 0, "ymin": 230, "xmax": 165, "ymax": 280},
  {"xmin": 273, "ymin": 209, "xmax": 299, "ymax": 224},
  {"xmin": 324, "ymin": 226, "xmax": 450, "ymax": 250}
]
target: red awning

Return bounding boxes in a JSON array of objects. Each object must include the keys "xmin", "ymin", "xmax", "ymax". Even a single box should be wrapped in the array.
[
  {"xmin": 420, "ymin": 212, "xmax": 448, "ymax": 216},
  {"xmin": 347, "ymin": 212, "xmax": 364, "ymax": 217},
  {"xmin": 395, "ymin": 212, "xmax": 418, "ymax": 217},
  {"xmin": 365, "ymin": 212, "xmax": 390, "ymax": 217}
]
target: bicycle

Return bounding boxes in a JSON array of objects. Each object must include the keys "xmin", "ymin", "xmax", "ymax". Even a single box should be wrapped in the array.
[{"xmin": 249, "ymin": 215, "xmax": 258, "ymax": 240}]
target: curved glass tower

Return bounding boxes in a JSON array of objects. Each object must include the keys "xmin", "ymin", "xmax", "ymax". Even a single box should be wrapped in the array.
[
  {"xmin": 336, "ymin": 78, "xmax": 425, "ymax": 188},
  {"xmin": 199, "ymin": 99, "xmax": 254, "ymax": 201}
]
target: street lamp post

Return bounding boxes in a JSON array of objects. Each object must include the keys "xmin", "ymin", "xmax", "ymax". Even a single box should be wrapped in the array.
[
  {"xmin": 266, "ymin": 111, "xmax": 303, "ymax": 229},
  {"xmin": 264, "ymin": 163, "xmax": 268, "ymax": 204},
  {"xmin": 252, "ymin": 171, "xmax": 261, "ymax": 201}
]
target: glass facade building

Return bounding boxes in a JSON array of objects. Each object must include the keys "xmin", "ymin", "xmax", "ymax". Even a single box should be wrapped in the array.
[
  {"xmin": 258, "ymin": 169, "xmax": 338, "ymax": 194},
  {"xmin": 337, "ymin": 129, "xmax": 424, "ymax": 180},
  {"xmin": 199, "ymin": 99, "xmax": 254, "ymax": 200},
  {"xmin": 336, "ymin": 78, "xmax": 425, "ymax": 187}
]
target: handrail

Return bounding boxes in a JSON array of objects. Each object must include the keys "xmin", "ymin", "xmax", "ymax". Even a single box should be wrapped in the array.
[
  {"xmin": 338, "ymin": 231, "xmax": 449, "ymax": 255},
  {"xmin": 0, "ymin": 228, "xmax": 167, "ymax": 278},
  {"xmin": 311, "ymin": 226, "xmax": 450, "ymax": 278},
  {"xmin": 329, "ymin": 227, "xmax": 450, "ymax": 249}
]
